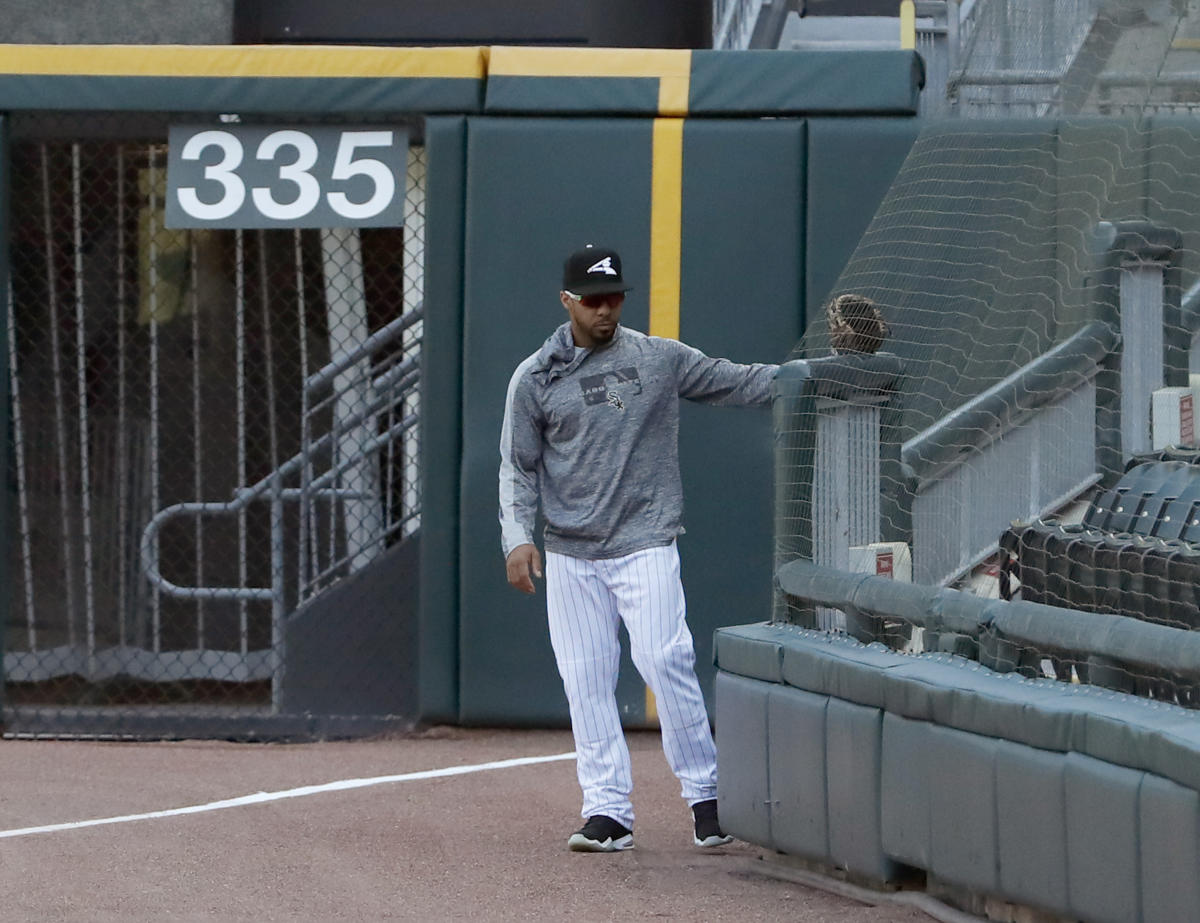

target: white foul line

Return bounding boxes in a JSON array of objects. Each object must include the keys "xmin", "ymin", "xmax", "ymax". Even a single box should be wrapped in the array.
[{"xmin": 0, "ymin": 750, "xmax": 577, "ymax": 840}]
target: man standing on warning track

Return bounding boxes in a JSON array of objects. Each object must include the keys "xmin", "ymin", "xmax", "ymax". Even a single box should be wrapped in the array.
[{"xmin": 499, "ymin": 244, "xmax": 780, "ymax": 852}]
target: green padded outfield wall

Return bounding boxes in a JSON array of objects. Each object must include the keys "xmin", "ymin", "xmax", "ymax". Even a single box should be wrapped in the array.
[
  {"xmin": 456, "ymin": 52, "xmax": 921, "ymax": 726},
  {"xmin": 419, "ymin": 116, "xmax": 470, "ymax": 724},
  {"xmin": 804, "ymin": 118, "xmax": 919, "ymax": 314},
  {"xmin": 675, "ymin": 118, "xmax": 806, "ymax": 720},
  {"xmin": 0, "ymin": 113, "xmax": 7, "ymax": 705},
  {"xmin": 456, "ymin": 118, "xmax": 808, "ymax": 725},
  {"xmin": 458, "ymin": 117, "xmax": 657, "ymax": 725}
]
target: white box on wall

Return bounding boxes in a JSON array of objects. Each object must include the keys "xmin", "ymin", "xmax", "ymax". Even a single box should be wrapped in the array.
[
  {"xmin": 1152, "ymin": 387, "xmax": 1198, "ymax": 449},
  {"xmin": 849, "ymin": 542, "xmax": 912, "ymax": 582}
]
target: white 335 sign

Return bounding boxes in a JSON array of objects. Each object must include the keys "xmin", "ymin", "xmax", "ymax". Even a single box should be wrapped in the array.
[{"xmin": 166, "ymin": 125, "xmax": 409, "ymax": 228}]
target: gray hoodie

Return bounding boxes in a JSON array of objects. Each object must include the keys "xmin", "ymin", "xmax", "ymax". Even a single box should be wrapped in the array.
[{"xmin": 499, "ymin": 322, "xmax": 778, "ymax": 560}]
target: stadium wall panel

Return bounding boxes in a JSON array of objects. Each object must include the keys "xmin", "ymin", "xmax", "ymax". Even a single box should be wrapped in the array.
[
  {"xmin": 457, "ymin": 116, "xmax": 655, "ymax": 725},
  {"xmin": 419, "ymin": 116, "xmax": 470, "ymax": 724}
]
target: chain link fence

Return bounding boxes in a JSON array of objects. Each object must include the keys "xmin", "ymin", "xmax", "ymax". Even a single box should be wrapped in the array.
[{"xmin": 3, "ymin": 111, "xmax": 425, "ymax": 735}]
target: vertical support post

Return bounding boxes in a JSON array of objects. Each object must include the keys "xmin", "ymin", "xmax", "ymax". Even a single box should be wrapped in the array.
[
  {"xmin": 1091, "ymin": 222, "xmax": 1182, "ymax": 478},
  {"xmin": 773, "ymin": 354, "xmax": 901, "ymax": 628},
  {"xmin": 42, "ymin": 145, "xmax": 80, "ymax": 649},
  {"xmin": 0, "ymin": 114, "xmax": 13, "ymax": 698},
  {"xmin": 235, "ymin": 229, "xmax": 248, "ymax": 655},
  {"xmin": 190, "ymin": 232, "xmax": 205, "ymax": 648},
  {"xmin": 8, "ymin": 283, "xmax": 35, "ymax": 652},
  {"xmin": 814, "ymin": 400, "xmax": 883, "ymax": 630},
  {"xmin": 148, "ymin": 147, "xmax": 162, "ymax": 651},
  {"xmin": 401, "ymin": 146, "xmax": 425, "ymax": 539},
  {"xmin": 71, "ymin": 143, "xmax": 97, "ymax": 678},
  {"xmin": 1119, "ymin": 263, "xmax": 1164, "ymax": 458},
  {"xmin": 295, "ymin": 229, "xmax": 313, "ymax": 600},
  {"xmin": 321, "ymin": 226, "xmax": 382, "ymax": 573},
  {"xmin": 773, "ymin": 360, "xmax": 817, "ymax": 625},
  {"xmin": 116, "ymin": 145, "xmax": 129, "ymax": 649},
  {"xmin": 270, "ymin": 469, "xmax": 286, "ymax": 713},
  {"xmin": 946, "ymin": 0, "xmax": 960, "ymax": 76},
  {"xmin": 257, "ymin": 230, "xmax": 279, "ymax": 471}
]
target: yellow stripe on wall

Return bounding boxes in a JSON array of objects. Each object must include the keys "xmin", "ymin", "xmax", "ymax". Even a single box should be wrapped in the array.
[
  {"xmin": 645, "ymin": 115, "xmax": 685, "ymax": 724},
  {"xmin": 649, "ymin": 117, "xmax": 684, "ymax": 342},
  {"xmin": 899, "ymin": 1, "xmax": 916, "ymax": 50},
  {"xmin": 0, "ymin": 44, "xmax": 488, "ymax": 79}
]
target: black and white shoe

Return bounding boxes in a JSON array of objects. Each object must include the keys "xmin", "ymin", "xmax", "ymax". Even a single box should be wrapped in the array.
[
  {"xmin": 692, "ymin": 799, "xmax": 733, "ymax": 847},
  {"xmin": 567, "ymin": 815, "xmax": 634, "ymax": 852}
]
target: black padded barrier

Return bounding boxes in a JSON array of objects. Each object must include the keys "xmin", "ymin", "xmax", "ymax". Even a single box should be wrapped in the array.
[
  {"xmin": 1085, "ymin": 459, "xmax": 1200, "ymax": 542},
  {"xmin": 1001, "ymin": 461, "xmax": 1200, "ymax": 701}
]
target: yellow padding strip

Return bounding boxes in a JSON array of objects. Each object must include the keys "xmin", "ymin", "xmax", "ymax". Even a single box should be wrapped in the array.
[
  {"xmin": 649, "ymin": 118, "xmax": 684, "ymax": 342},
  {"xmin": 0, "ymin": 44, "xmax": 488, "ymax": 79},
  {"xmin": 1174, "ymin": 38, "xmax": 1200, "ymax": 50},
  {"xmin": 490, "ymin": 46, "xmax": 691, "ymax": 115},
  {"xmin": 899, "ymin": 0, "xmax": 916, "ymax": 51},
  {"xmin": 644, "ymin": 114, "xmax": 685, "ymax": 728}
]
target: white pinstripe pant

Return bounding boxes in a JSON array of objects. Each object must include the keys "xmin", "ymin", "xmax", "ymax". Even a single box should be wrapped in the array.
[{"xmin": 545, "ymin": 541, "xmax": 717, "ymax": 830}]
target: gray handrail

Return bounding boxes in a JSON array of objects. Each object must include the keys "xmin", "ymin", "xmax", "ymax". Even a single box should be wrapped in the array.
[
  {"xmin": 139, "ymin": 482, "xmax": 369, "ymax": 601},
  {"xmin": 713, "ymin": 0, "xmax": 766, "ymax": 50},
  {"xmin": 141, "ymin": 307, "xmax": 422, "ymax": 602},
  {"xmin": 236, "ymin": 354, "xmax": 419, "ymax": 502},
  {"xmin": 901, "ymin": 321, "xmax": 1117, "ymax": 486},
  {"xmin": 776, "ymin": 556, "xmax": 1200, "ymax": 683},
  {"xmin": 307, "ymin": 308, "xmax": 423, "ymax": 394}
]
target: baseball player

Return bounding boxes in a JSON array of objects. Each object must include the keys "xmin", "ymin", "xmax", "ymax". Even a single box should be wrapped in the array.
[{"xmin": 499, "ymin": 244, "xmax": 780, "ymax": 852}]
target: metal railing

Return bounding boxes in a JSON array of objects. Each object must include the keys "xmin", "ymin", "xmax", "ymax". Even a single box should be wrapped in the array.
[
  {"xmin": 141, "ymin": 306, "xmax": 423, "ymax": 709},
  {"xmin": 712, "ymin": 0, "xmax": 770, "ymax": 50},
  {"xmin": 903, "ymin": 345, "xmax": 1105, "ymax": 584}
]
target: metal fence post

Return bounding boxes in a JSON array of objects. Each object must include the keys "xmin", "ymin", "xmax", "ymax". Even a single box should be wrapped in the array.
[
  {"xmin": 814, "ymin": 397, "xmax": 886, "ymax": 630},
  {"xmin": 1090, "ymin": 221, "xmax": 1182, "ymax": 478},
  {"xmin": 773, "ymin": 354, "xmax": 902, "ymax": 626},
  {"xmin": 270, "ymin": 468, "xmax": 285, "ymax": 714},
  {"xmin": 814, "ymin": 398, "xmax": 884, "ymax": 572}
]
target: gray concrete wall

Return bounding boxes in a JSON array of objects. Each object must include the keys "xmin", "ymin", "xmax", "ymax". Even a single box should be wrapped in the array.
[{"xmin": 0, "ymin": 0, "xmax": 233, "ymax": 43}]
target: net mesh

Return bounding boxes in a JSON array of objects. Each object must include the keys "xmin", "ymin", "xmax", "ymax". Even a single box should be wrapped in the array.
[
  {"xmin": 4, "ymin": 112, "xmax": 424, "ymax": 734},
  {"xmin": 778, "ymin": 0, "xmax": 1200, "ymax": 708}
]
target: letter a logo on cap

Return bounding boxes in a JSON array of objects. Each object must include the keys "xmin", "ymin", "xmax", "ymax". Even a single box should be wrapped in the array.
[{"xmin": 587, "ymin": 256, "xmax": 618, "ymax": 276}]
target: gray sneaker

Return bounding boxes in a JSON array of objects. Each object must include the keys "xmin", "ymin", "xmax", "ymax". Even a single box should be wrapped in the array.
[
  {"xmin": 692, "ymin": 799, "xmax": 733, "ymax": 847},
  {"xmin": 567, "ymin": 815, "xmax": 634, "ymax": 852}
]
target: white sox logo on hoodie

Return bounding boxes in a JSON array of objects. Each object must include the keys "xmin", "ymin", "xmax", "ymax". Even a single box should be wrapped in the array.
[{"xmin": 580, "ymin": 368, "xmax": 642, "ymax": 409}]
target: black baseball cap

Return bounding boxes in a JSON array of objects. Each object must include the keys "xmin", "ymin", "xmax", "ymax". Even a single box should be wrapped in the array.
[{"xmin": 562, "ymin": 245, "xmax": 634, "ymax": 296}]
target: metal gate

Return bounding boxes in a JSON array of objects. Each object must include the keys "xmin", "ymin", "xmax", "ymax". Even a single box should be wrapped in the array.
[{"xmin": 3, "ymin": 112, "xmax": 424, "ymax": 735}]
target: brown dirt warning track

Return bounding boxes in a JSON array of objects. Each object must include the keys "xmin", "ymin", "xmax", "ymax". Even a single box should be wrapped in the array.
[{"xmin": 0, "ymin": 727, "xmax": 936, "ymax": 922}]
